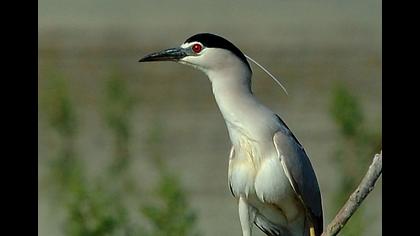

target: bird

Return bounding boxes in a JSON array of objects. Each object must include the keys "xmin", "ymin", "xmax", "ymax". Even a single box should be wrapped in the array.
[{"xmin": 138, "ymin": 33, "xmax": 323, "ymax": 236}]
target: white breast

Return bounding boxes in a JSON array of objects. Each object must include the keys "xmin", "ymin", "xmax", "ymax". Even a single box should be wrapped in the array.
[
  {"xmin": 228, "ymin": 137, "xmax": 259, "ymax": 198},
  {"xmin": 228, "ymin": 134, "xmax": 292, "ymax": 204},
  {"xmin": 254, "ymin": 157, "xmax": 293, "ymax": 204}
]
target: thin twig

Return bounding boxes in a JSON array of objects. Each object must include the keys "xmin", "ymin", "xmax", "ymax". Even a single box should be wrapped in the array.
[{"xmin": 321, "ymin": 150, "xmax": 382, "ymax": 236}]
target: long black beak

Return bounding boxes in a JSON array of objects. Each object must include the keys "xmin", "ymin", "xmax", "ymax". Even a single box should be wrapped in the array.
[{"xmin": 139, "ymin": 47, "xmax": 187, "ymax": 62}]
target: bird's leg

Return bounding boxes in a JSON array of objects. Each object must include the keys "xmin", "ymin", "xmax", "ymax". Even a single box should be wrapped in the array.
[
  {"xmin": 238, "ymin": 197, "xmax": 254, "ymax": 236},
  {"xmin": 309, "ymin": 221, "xmax": 316, "ymax": 236},
  {"xmin": 309, "ymin": 226, "xmax": 315, "ymax": 236}
]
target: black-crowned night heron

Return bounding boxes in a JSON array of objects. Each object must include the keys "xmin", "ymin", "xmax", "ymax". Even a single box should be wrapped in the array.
[{"xmin": 139, "ymin": 33, "xmax": 323, "ymax": 236}]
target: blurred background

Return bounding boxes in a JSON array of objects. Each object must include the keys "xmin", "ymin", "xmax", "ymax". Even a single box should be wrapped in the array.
[{"xmin": 38, "ymin": 0, "xmax": 382, "ymax": 235}]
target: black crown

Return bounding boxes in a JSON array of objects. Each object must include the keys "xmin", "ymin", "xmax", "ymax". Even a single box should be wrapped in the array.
[{"xmin": 185, "ymin": 33, "xmax": 251, "ymax": 71}]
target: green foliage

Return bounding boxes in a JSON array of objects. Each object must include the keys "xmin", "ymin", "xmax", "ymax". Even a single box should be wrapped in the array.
[
  {"xmin": 330, "ymin": 86, "xmax": 363, "ymax": 138},
  {"xmin": 329, "ymin": 84, "xmax": 381, "ymax": 236},
  {"xmin": 41, "ymin": 70, "xmax": 77, "ymax": 138},
  {"xmin": 141, "ymin": 170, "xmax": 199, "ymax": 236},
  {"xmin": 41, "ymin": 70, "xmax": 82, "ymax": 193},
  {"xmin": 144, "ymin": 118, "xmax": 165, "ymax": 165},
  {"xmin": 65, "ymin": 183, "xmax": 131, "ymax": 236},
  {"xmin": 42, "ymin": 68, "xmax": 200, "ymax": 236},
  {"xmin": 141, "ymin": 120, "xmax": 201, "ymax": 236},
  {"xmin": 103, "ymin": 72, "xmax": 136, "ymax": 141},
  {"xmin": 41, "ymin": 69, "xmax": 134, "ymax": 236},
  {"xmin": 102, "ymin": 71, "xmax": 137, "ymax": 174}
]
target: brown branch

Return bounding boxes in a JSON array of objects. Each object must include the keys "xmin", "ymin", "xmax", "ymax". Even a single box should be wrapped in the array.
[{"xmin": 321, "ymin": 150, "xmax": 382, "ymax": 236}]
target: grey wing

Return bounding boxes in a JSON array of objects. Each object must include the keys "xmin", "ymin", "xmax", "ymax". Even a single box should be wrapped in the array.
[
  {"xmin": 273, "ymin": 116, "xmax": 323, "ymax": 235},
  {"xmin": 255, "ymin": 214, "xmax": 293, "ymax": 236},
  {"xmin": 254, "ymin": 215, "xmax": 283, "ymax": 236}
]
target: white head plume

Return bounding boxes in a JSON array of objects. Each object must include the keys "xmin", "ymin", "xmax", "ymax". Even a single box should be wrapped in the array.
[{"xmin": 245, "ymin": 54, "xmax": 288, "ymax": 96}]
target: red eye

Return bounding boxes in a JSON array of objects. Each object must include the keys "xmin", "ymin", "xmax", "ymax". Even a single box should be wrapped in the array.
[{"xmin": 192, "ymin": 43, "xmax": 202, "ymax": 53}]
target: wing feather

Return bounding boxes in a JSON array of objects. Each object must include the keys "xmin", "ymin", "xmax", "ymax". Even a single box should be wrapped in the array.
[{"xmin": 273, "ymin": 115, "xmax": 323, "ymax": 235}]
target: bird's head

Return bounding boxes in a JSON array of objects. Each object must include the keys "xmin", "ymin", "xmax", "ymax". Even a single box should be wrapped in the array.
[{"xmin": 139, "ymin": 33, "xmax": 252, "ymax": 75}]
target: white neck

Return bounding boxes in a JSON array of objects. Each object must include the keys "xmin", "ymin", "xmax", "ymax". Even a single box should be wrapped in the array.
[
  {"xmin": 206, "ymin": 66, "xmax": 277, "ymax": 147},
  {"xmin": 207, "ymin": 65, "xmax": 254, "ymax": 123}
]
